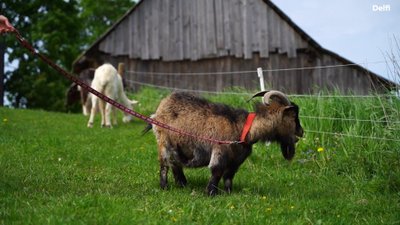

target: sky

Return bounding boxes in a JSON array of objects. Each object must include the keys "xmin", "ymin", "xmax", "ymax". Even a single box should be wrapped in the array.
[{"xmin": 272, "ymin": 0, "xmax": 400, "ymax": 83}]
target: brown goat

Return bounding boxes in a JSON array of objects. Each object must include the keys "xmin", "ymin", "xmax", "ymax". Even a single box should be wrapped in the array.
[{"xmin": 146, "ymin": 91, "xmax": 303, "ymax": 196}]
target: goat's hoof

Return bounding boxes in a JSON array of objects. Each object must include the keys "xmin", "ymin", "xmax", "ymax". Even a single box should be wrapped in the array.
[
  {"xmin": 101, "ymin": 124, "xmax": 113, "ymax": 129},
  {"xmin": 175, "ymin": 180, "xmax": 187, "ymax": 188},
  {"xmin": 208, "ymin": 190, "xmax": 218, "ymax": 196},
  {"xmin": 160, "ymin": 184, "xmax": 169, "ymax": 190},
  {"xmin": 207, "ymin": 187, "xmax": 218, "ymax": 196},
  {"xmin": 87, "ymin": 123, "xmax": 93, "ymax": 128}
]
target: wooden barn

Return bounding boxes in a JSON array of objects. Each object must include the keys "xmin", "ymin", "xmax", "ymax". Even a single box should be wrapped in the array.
[{"xmin": 72, "ymin": 0, "xmax": 396, "ymax": 94}]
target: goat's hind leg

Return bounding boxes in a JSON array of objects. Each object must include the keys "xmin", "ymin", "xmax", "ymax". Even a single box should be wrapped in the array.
[
  {"xmin": 171, "ymin": 164, "xmax": 187, "ymax": 187},
  {"xmin": 158, "ymin": 143, "xmax": 170, "ymax": 189}
]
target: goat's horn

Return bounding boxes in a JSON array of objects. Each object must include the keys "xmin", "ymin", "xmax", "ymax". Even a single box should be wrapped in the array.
[
  {"xmin": 263, "ymin": 90, "xmax": 291, "ymax": 106},
  {"xmin": 247, "ymin": 91, "xmax": 269, "ymax": 102}
]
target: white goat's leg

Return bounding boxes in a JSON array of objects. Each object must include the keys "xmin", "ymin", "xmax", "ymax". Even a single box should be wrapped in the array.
[
  {"xmin": 112, "ymin": 106, "xmax": 117, "ymax": 126},
  {"xmin": 82, "ymin": 105, "xmax": 88, "ymax": 116},
  {"xmin": 98, "ymin": 100, "xmax": 106, "ymax": 127},
  {"xmin": 104, "ymin": 102, "xmax": 113, "ymax": 128},
  {"xmin": 87, "ymin": 96, "xmax": 98, "ymax": 128}
]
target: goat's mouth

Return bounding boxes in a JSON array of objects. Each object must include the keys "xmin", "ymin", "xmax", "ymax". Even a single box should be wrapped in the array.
[{"xmin": 295, "ymin": 130, "xmax": 304, "ymax": 142}]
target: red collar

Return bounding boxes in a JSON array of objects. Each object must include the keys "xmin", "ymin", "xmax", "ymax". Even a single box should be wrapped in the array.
[{"xmin": 240, "ymin": 112, "xmax": 256, "ymax": 143}]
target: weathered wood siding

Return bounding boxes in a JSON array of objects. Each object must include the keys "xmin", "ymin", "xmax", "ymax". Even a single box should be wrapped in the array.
[
  {"xmin": 98, "ymin": 0, "xmax": 308, "ymax": 61},
  {"xmin": 99, "ymin": 52, "xmax": 383, "ymax": 95},
  {"xmin": 75, "ymin": 0, "xmax": 393, "ymax": 95}
]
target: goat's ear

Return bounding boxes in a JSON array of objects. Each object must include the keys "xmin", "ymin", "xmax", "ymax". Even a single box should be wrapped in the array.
[{"xmin": 283, "ymin": 105, "xmax": 299, "ymax": 118}]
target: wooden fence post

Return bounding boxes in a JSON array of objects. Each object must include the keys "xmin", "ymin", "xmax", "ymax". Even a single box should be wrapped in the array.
[{"xmin": 257, "ymin": 67, "xmax": 265, "ymax": 91}]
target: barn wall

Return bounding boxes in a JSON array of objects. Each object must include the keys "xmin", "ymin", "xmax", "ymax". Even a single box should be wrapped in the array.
[
  {"xmin": 97, "ymin": 0, "xmax": 308, "ymax": 61},
  {"xmin": 74, "ymin": 0, "xmax": 394, "ymax": 95},
  {"xmin": 96, "ymin": 52, "xmax": 380, "ymax": 95}
]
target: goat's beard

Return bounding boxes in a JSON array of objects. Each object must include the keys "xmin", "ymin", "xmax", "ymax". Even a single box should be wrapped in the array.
[{"xmin": 279, "ymin": 137, "xmax": 295, "ymax": 160}]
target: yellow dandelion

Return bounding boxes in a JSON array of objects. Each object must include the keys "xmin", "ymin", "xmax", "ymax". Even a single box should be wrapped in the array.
[
  {"xmin": 266, "ymin": 207, "xmax": 272, "ymax": 212},
  {"xmin": 261, "ymin": 196, "xmax": 267, "ymax": 200},
  {"xmin": 3, "ymin": 118, "xmax": 7, "ymax": 123},
  {"xmin": 317, "ymin": 147, "xmax": 324, "ymax": 152},
  {"xmin": 290, "ymin": 205, "xmax": 295, "ymax": 209},
  {"xmin": 230, "ymin": 205, "xmax": 235, "ymax": 209}
]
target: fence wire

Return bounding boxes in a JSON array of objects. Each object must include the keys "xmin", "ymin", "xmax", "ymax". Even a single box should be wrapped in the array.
[{"xmin": 122, "ymin": 61, "xmax": 399, "ymax": 142}]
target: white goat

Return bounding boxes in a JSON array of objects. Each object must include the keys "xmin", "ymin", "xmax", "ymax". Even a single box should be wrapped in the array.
[{"xmin": 87, "ymin": 63, "xmax": 138, "ymax": 128}]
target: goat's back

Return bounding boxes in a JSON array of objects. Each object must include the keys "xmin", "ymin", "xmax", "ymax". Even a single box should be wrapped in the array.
[
  {"xmin": 91, "ymin": 64, "xmax": 120, "ymax": 97},
  {"xmin": 154, "ymin": 92, "xmax": 248, "ymax": 142}
]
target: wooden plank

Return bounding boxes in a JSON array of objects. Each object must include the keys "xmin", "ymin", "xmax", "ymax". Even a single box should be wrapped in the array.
[
  {"xmin": 151, "ymin": 0, "xmax": 160, "ymax": 59},
  {"xmin": 190, "ymin": 0, "xmax": 199, "ymax": 60},
  {"xmin": 132, "ymin": 7, "xmax": 141, "ymax": 58},
  {"xmin": 232, "ymin": 0, "xmax": 243, "ymax": 58},
  {"xmin": 268, "ymin": 6, "xmax": 280, "ymax": 51},
  {"xmin": 167, "ymin": 0, "xmax": 176, "ymax": 61},
  {"xmin": 114, "ymin": 23, "xmax": 122, "ymax": 55},
  {"xmin": 141, "ymin": 0, "xmax": 150, "ymax": 60},
  {"xmin": 280, "ymin": 22, "xmax": 289, "ymax": 55},
  {"xmin": 287, "ymin": 26, "xmax": 297, "ymax": 58},
  {"xmin": 176, "ymin": 0, "xmax": 184, "ymax": 60},
  {"xmin": 250, "ymin": 0, "xmax": 260, "ymax": 53},
  {"xmin": 128, "ymin": 12, "xmax": 135, "ymax": 58},
  {"xmin": 205, "ymin": 0, "xmax": 217, "ymax": 57},
  {"xmin": 98, "ymin": 39, "xmax": 107, "ymax": 53},
  {"xmin": 215, "ymin": 0, "xmax": 224, "ymax": 50},
  {"xmin": 222, "ymin": 0, "xmax": 232, "ymax": 53},
  {"xmin": 182, "ymin": 0, "xmax": 191, "ymax": 60},
  {"xmin": 197, "ymin": 0, "xmax": 206, "ymax": 58},
  {"xmin": 160, "ymin": 0, "xmax": 169, "ymax": 60},
  {"xmin": 259, "ymin": 0, "xmax": 269, "ymax": 58},
  {"xmin": 243, "ymin": 0, "xmax": 252, "ymax": 59},
  {"xmin": 110, "ymin": 31, "xmax": 118, "ymax": 56},
  {"xmin": 146, "ymin": 0, "xmax": 154, "ymax": 59}
]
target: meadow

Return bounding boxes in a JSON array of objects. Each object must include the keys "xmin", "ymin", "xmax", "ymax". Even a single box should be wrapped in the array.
[{"xmin": 1, "ymin": 87, "xmax": 399, "ymax": 224}]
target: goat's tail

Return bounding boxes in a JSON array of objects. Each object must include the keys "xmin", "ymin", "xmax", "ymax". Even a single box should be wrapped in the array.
[
  {"xmin": 141, "ymin": 114, "xmax": 155, "ymax": 135},
  {"xmin": 142, "ymin": 123, "xmax": 153, "ymax": 135}
]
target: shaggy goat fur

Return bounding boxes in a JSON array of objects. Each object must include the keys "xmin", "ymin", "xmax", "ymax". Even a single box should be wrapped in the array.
[{"xmin": 146, "ymin": 92, "xmax": 303, "ymax": 196}]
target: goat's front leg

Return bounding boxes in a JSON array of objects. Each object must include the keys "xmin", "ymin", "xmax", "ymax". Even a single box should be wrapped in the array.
[
  {"xmin": 207, "ymin": 151, "xmax": 225, "ymax": 196},
  {"xmin": 104, "ymin": 102, "xmax": 113, "ymax": 128},
  {"xmin": 223, "ymin": 165, "xmax": 239, "ymax": 194},
  {"xmin": 87, "ymin": 96, "xmax": 98, "ymax": 128},
  {"xmin": 207, "ymin": 167, "xmax": 223, "ymax": 196}
]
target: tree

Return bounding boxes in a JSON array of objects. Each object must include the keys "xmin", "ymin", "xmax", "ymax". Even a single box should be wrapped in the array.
[
  {"xmin": 79, "ymin": 0, "xmax": 135, "ymax": 45},
  {"xmin": 1, "ymin": 0, "xmax": 135, "ymax": 111}
]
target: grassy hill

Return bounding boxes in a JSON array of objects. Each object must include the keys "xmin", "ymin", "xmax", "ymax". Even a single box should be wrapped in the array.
[{"xmin": 1, "ymin": 88, "xmax": 399, "ymax": 224}]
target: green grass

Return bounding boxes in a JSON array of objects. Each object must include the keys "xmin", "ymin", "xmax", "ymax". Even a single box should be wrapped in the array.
[{"xmin": 1, "ymin": 88, "xmax": 400, "ymax": 224}]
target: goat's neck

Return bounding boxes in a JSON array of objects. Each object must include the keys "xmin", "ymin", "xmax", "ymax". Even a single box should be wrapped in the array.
[{"xmin": 247, "ymin": 114, "xmax": 277, "ymax": 143}]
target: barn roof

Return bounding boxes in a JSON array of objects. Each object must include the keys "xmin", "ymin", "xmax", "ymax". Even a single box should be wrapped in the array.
[{"xmin": 73, "ymin": 0, "xmax": 396, "ymax": 89}]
